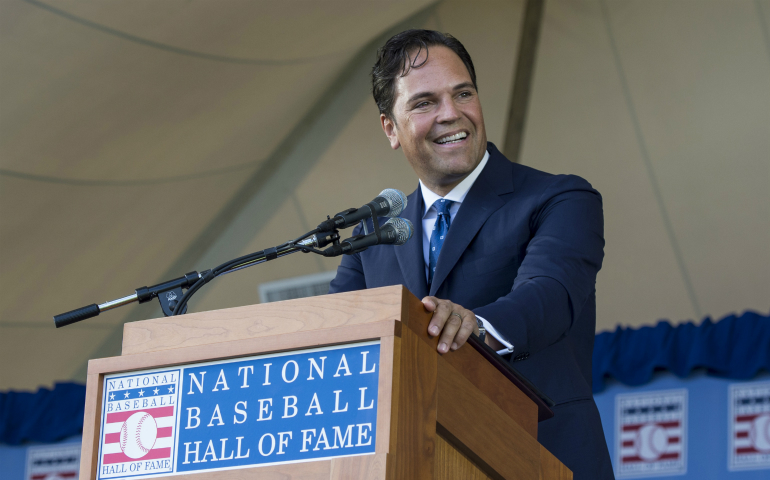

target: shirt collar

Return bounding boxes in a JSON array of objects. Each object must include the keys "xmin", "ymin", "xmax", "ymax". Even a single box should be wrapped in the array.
[{"xmin": 420, "ymin": 149, "xmax": 489, "ymax": 217}]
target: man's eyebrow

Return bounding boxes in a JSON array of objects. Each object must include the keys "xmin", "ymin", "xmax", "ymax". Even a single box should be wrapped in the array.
[
  {"xmin": 453, "ymin": 81, "xmax": 475, "ymax": 91},
  {"xmin": 406, "ymin": 91, "xmax": 434, "ymax": 105}
]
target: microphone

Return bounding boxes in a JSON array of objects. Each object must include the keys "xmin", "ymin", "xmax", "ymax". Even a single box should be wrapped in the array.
[
  {"xmin": 317, "ymin": 189, "xmax": 407, "ymax": 231},
  {"xmin": 323, "ymin": 217, "xmax": 413, "ymax": 256}
]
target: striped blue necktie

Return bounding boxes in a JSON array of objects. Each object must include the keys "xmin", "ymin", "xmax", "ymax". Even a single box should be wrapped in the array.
[{"xmin": 428, "ymin": 199, "xmax": 454, "ymax": 286}]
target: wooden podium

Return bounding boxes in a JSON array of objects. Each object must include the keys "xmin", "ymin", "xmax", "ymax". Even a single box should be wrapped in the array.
[{"xmin": 80, "ymin": 285, "xmax": 571, "ymax": 479}]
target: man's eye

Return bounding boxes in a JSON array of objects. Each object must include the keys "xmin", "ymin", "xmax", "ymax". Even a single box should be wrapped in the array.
[
  {"xmin": 415, "ymin": 101, "xmax": 430, "ymax": 108},
  {"xmin": 458, "ymin": 91, "xmax": 472, "ymax": 98}
]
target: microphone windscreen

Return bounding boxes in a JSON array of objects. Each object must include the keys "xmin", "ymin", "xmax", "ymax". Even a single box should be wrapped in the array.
[
  {"xmin": 384, "ymin": 217, "xmax": 414, "ymax": 245},
  {"xmin": 378, "ymin": 189, "xmax": 407, "ymax": 217}
]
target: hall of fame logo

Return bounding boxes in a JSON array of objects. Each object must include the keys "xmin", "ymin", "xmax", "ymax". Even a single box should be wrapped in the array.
[
  {"xmin": 25, "ymin": 443, "xmax": 81, "ymax": 480},
  {"xmin": 93, "ymin": 341, "xmax": 379, "ymax": 478},
  {"xmin": 615, "ymin": 389, "xmax": 687, "ymax": 477},
  {"xmin": 98, "ymin": 368, "xmax": 181, "ymax": 479},
  {"xmin": 729, "ymin": 381, "xmax": 770, "ymax": 471}
]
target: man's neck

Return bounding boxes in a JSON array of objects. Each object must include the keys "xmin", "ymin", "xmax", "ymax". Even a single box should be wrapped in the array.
[
  {"xmin": 419, "ymin": 150, "xmax": 490, "ymax": 210},
  {"xmin": 419, "ymin": 150, "xmax": 491, "ymax": 198},
  {"xmin": 421, "ymin": 178, "xmax": 466, "ymax": 197}
]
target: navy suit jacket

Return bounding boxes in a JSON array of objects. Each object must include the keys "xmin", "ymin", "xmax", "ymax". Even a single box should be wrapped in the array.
[{"xmin": 329, "ymin": 142, "xmax": 614, "ymax": 479}]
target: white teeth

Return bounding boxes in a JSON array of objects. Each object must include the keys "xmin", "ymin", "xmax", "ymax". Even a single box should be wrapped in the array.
[{"xmin": 436, "ymin": 132, "xmax": 467, "ymax": 144}]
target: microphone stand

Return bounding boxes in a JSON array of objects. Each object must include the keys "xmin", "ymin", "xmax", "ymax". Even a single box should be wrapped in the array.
[
  {"xmin": 53, "ymin": 228, "xmax": 341, "ymax": 328},
  {"xmin": 52, "ymin": 200, "xmax": 393, "ymax": 328}
]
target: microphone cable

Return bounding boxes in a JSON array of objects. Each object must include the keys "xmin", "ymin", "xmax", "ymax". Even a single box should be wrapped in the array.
[{"xmin": 170, "ymin": 228, "xmax": 335, "ymax": 316}]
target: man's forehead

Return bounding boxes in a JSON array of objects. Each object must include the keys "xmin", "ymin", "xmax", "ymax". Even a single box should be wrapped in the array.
[
  {"xmin": 399, "ymin": 44, "xmax": 461, "ymax": 76},
  {"xmin": 394, "ymin": 45, "xmax": 471, "ymax": 99}
]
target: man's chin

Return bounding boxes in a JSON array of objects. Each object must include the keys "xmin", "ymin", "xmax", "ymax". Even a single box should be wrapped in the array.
[
  {"xmin": 435, "ymin": 160, "xmax": 481, "ymax": 180},
  {"xmin": 429, "ymin": 145, "xmax": 482, "ymax": 169}
]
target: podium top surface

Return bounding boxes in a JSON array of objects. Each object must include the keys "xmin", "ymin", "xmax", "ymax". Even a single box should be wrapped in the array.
[
  {"xmin": 119, "ymin": 285, "xmax": 553, "ymax": 420},
  {"xmin": 122, "ymin": 286, "xmax": 405, "ymax": 355}
]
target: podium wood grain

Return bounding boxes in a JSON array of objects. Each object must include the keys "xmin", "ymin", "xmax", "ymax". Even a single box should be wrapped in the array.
[
  {"xmin": 121, "ymin": 287, "xmax": 404, "ymax": 355},
  {"xmin": 436, "ymin": 356, "xmax": 539, "ymax": 479},
  {"xmin": 435, "ymin": 435, "xmax": 491, "ymax": 480},
  {"xmin": 539, "ymin": 445, "xmax": 572, "ymax": 480},
  {"xmin": 391, "ymin": 327, "xmax": 438, "ymax": 479}
]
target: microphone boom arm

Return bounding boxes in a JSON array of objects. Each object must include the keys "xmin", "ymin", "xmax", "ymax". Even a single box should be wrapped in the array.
[
  {"xmin": 53, "ymin": 228, "xmax": 341, "ymax": 327},
  {"xmin": 53, "ymin": 189, "xmax": 408, "ymax": 327}
]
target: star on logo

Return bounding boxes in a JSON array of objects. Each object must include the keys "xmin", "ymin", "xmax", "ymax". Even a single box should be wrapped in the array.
[
  {"xmin": 109, "ymin": 393, "xmax": 114, "ymax": 400},
  {"xmin": 123, "ymin": 391, "xmax": 130, "ymax": 399},
  {"xmin": 168, "ymin": 386, "xmax": 174, "ymax": 393},
  {"xmin": 153, "ymin": 388, "xmax": 159, "ymax": 395},
  {"xmin": 138, "ymin": 389, "xmax": 145, "ymax": 397}
]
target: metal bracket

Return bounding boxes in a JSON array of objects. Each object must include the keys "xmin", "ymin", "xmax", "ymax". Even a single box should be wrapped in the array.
[{"xmin": 157, "ymin": 287, "xmax": 187, "ymax": 316}]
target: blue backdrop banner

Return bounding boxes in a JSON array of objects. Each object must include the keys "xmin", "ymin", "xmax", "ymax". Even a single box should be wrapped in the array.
[
  {"xmin": 595, "ymin": 371, "xmax": 770, "ymax": 479},
  {"xmin": 593, "ymin": 310, "xmax": 770, "ymax": 393},
  {"xmin": 0, "ymin": 382, "xmax": 85, "ymax": 445}
]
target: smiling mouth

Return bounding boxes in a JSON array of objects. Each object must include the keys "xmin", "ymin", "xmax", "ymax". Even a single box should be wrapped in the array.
[{"xmin": 434, "ymin": 132, "xmax": 468, "ymax": 144}]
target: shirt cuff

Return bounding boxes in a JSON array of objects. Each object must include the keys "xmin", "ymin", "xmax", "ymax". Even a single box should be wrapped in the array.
[{"xmin": 476, "ymin": 315, "xmax": 514, "ymax": 355}]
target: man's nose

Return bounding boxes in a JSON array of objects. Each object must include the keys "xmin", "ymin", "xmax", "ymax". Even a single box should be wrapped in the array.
[{"xmin": 435, "ymin": 97, "xmax": 461, "ymax": 123}]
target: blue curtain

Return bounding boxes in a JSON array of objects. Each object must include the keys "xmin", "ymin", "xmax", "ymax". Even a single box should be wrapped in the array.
[
  {"xmin": 592, "ymin": 310, "xmax": 770, "ymax": 393},
  {"xmin": 0, "ymin": 382, "xmax": 85, "ymax": 445}
]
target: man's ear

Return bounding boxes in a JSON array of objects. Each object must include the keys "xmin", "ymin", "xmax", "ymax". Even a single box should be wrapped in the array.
[{"xmin": 380, "ymin": 114, "xmax": 400, "ymax": 150}]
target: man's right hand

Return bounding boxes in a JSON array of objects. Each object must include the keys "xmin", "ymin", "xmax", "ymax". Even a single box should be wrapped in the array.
[{"xmin": 422, "ymin": 296, "xmax": 478, "ymax": 354}]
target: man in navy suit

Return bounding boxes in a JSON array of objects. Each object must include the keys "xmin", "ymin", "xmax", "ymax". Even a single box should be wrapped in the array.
[{"xmin": 329, "ymin": 30, "xmax": 614, "ymax": 479}]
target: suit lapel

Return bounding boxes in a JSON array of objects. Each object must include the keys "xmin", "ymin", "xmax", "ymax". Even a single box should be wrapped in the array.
[
  {"xmin": 429, "ymin": 147, "xmax": 515, "ymax": 296},
  {"xmin": 395, "ymin": 185, "xmax": 429, "ymax": 299}
]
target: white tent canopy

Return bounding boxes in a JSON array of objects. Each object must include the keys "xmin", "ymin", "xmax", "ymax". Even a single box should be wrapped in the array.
[{"xmin": 1, "ymin": 0, "xmax": 768, "ymax": 391}]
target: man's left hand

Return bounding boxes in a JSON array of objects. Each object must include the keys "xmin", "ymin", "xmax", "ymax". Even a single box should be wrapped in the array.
[{"xmin": 422, "ymin": 296, "xmax": 479, "ymax": 354}]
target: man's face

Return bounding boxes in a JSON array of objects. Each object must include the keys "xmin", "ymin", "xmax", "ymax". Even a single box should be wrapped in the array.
[{"xmin": 381, "ymin": 45, "xmax": 487, "ymax": 195}]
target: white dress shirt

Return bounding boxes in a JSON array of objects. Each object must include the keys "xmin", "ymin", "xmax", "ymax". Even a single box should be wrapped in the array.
[{"xmin": 419, "ymin": 150, "xmax": 514, "ymax": 355}]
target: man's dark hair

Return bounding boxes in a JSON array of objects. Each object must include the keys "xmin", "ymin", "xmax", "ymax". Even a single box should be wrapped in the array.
[{"xmin": 372, "ymin": 29, "xmax": 477, "ymax": 120}]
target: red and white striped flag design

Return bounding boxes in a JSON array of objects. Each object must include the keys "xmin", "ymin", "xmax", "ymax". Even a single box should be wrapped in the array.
[
  {"xmin": 101, "ymin": 406, "xmax": 175, "ymax": 464},
  {"xmin": 729, "ymin": 382, "xmax": 770, "ymax": 470},
  {"xmin": 620, "ymin": 420, "xmax": 682, "ymax": 463},
  {"xmin": 734, "ymin": 413, "xmax": 770, "ymax": 455},
  {"xmin": 26, "ymin": 444, "xmax": 81, "ymax": 480}
]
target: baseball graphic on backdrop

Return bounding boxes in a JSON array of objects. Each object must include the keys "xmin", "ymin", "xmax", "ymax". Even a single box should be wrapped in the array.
[
  {"xmin": 750, "ymin": 414, "xmax": 770, "ymax": 452},
  {"xmin": 119, "ymin": 411, "xmax": 158, "ymax": 459},
  {"xmin": 636, "ymin": 423, "xmax": 668, "ymax": 461}
]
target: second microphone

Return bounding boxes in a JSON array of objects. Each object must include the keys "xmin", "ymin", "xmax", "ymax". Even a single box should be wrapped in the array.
[{"xmin": 323, "ymin": 218, "xmax": 413, "ymax": 257}]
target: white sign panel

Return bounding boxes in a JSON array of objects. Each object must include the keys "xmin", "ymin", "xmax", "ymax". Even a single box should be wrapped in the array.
[
  {"xmin": 729, "ymin": 381, "xmax": 770, "ymax": 471},
  {"xmin": 26, "ymin": 443, "xmax": 81, "ymax": 480},
  {"xmin": 615, "ymin": 389, "xmax": 687, "ymax": 477}
]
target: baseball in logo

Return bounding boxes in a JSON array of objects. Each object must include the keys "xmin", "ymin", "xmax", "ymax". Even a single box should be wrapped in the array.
[
  {"xmin": 120, "ymin": 412, "xmax": 158, "ymax": 459},
  {"xmin": 98, "ymin": 369, "xmax": 180, "ymax": 478},
  {"xmin": 615, "ymin": 389, "xmax": 687, "ymax": 477},
  {"xmin": 729, "ymin": 381, "xmax": 770, "ymax": 471}
]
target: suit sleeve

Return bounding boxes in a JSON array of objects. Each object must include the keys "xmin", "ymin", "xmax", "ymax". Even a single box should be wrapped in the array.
[{"xmin": 473, "ymin": 175, "xmax": 604, "ymax": 356}]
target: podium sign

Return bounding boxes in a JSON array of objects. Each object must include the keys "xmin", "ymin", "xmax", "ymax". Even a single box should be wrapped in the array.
[{"xmin": 97, "ymin": 341, "xmax": 380, "ymax": 479}]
